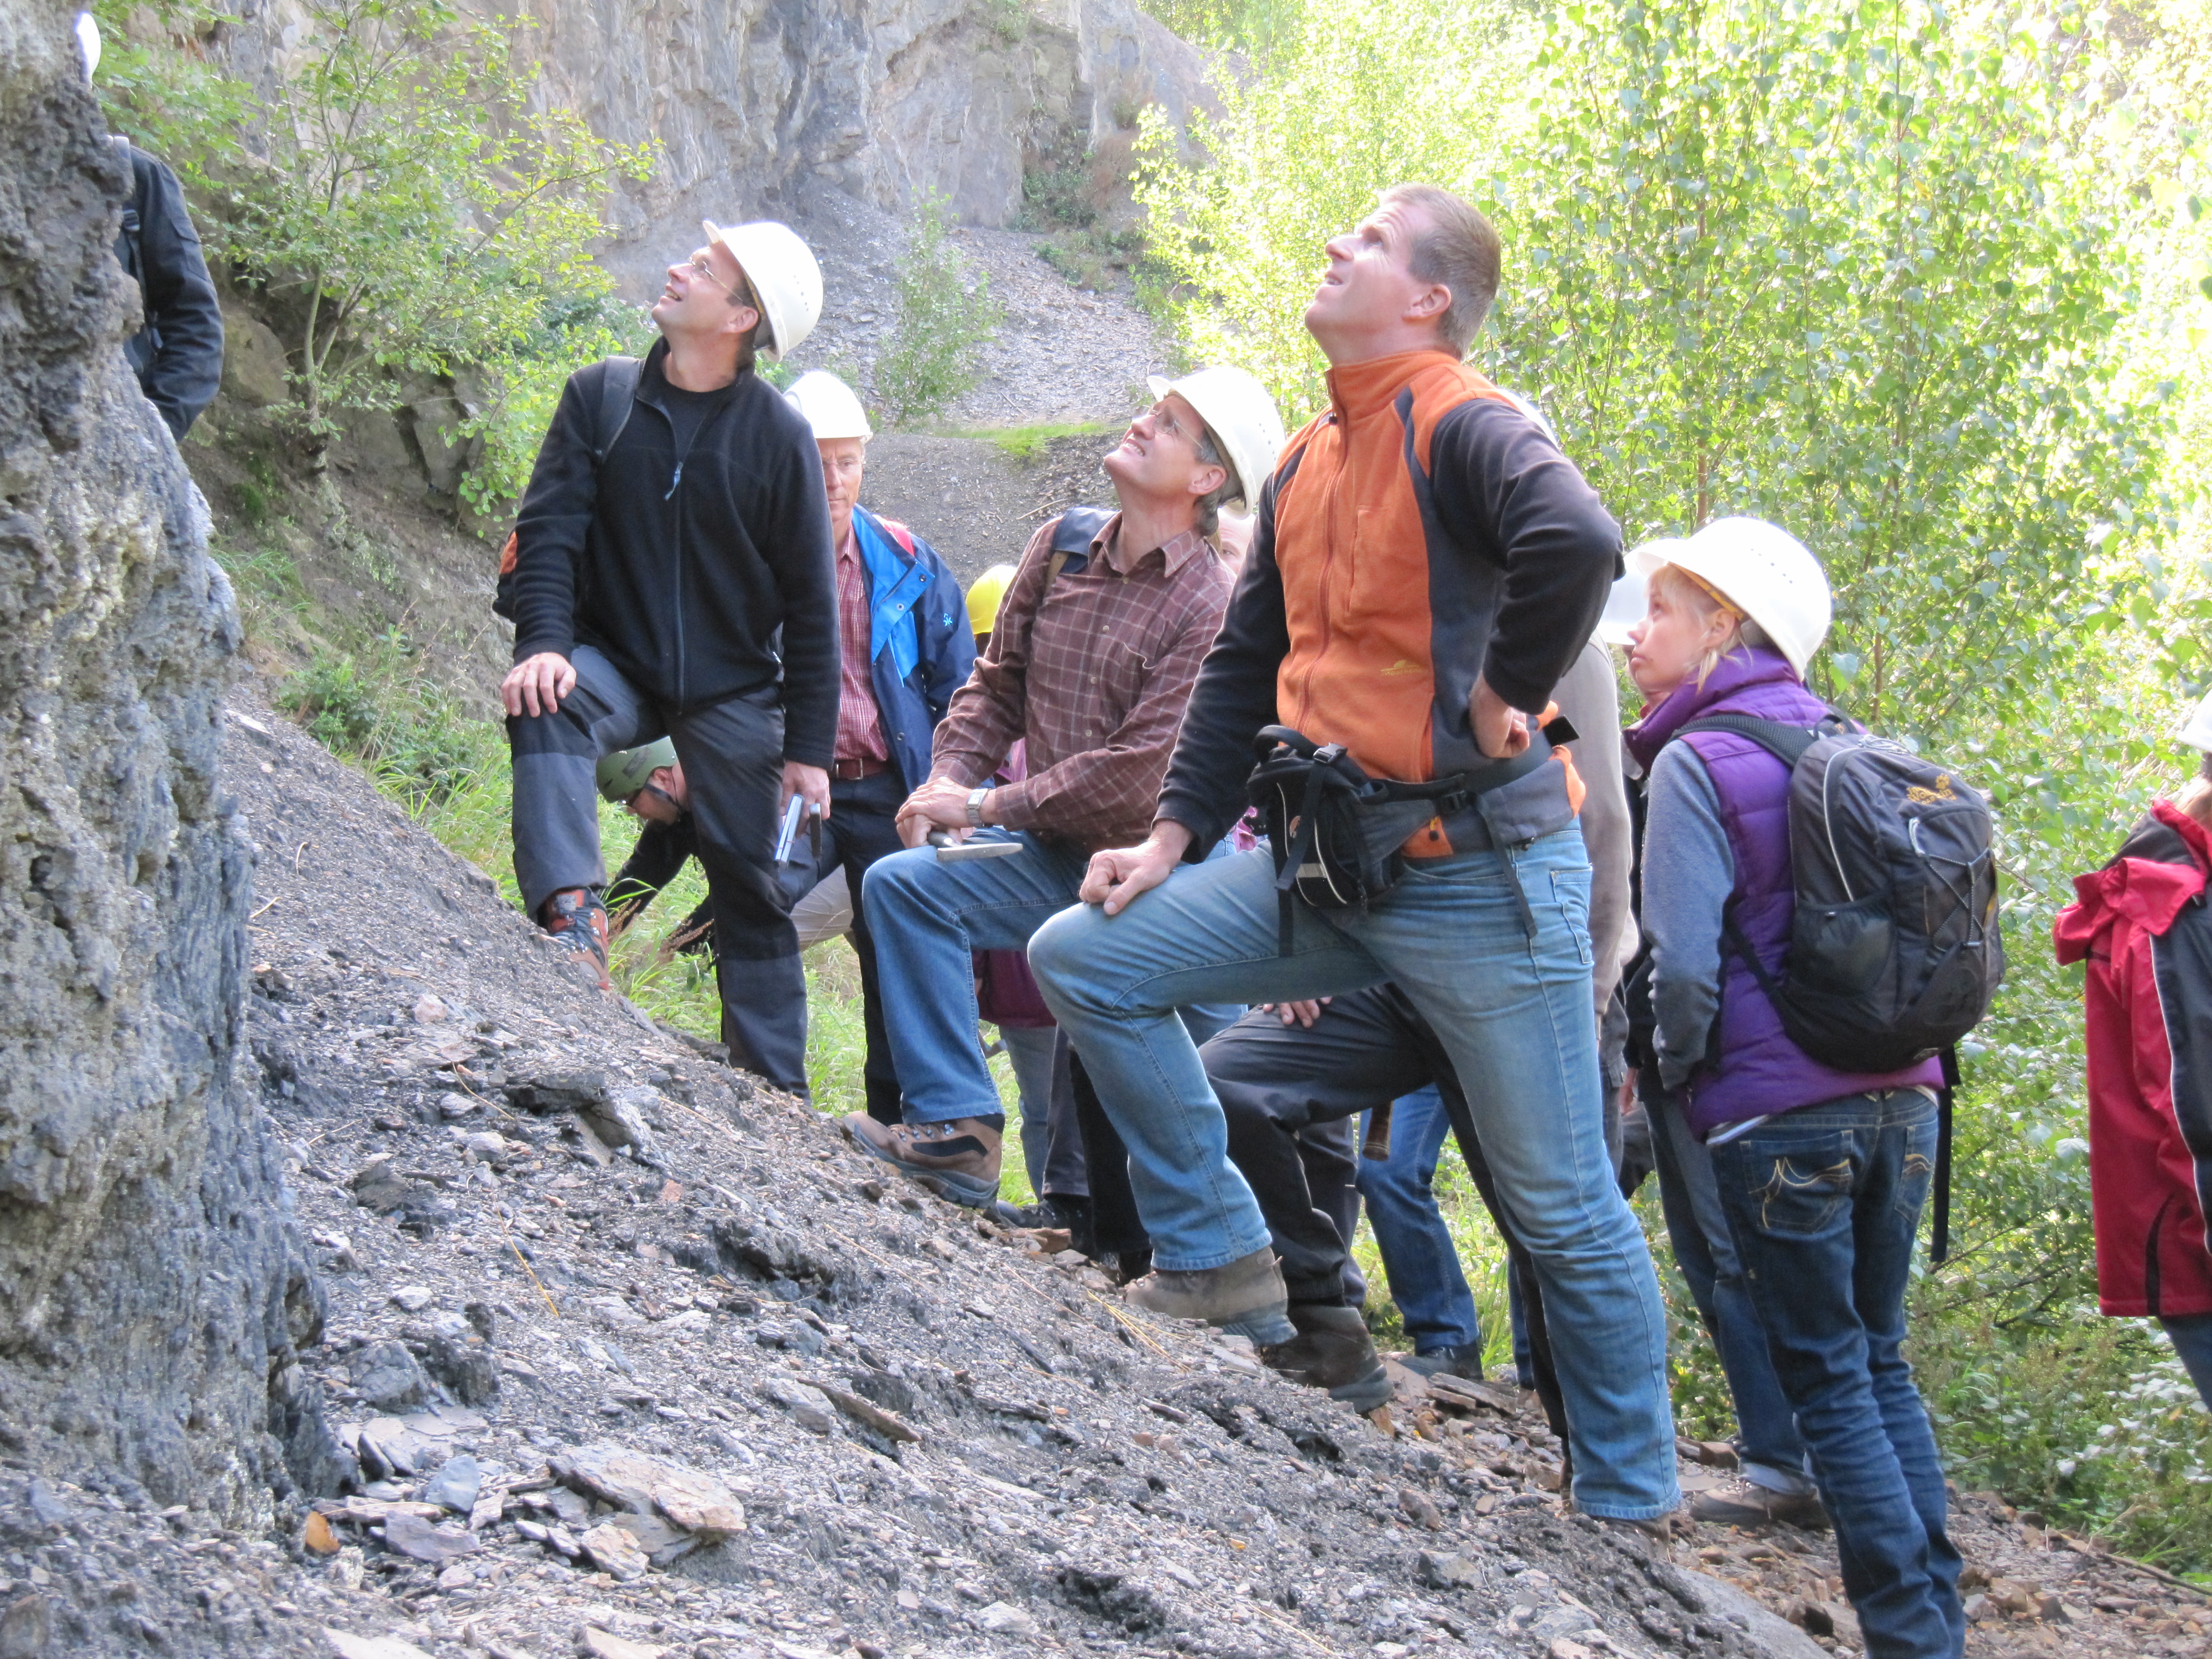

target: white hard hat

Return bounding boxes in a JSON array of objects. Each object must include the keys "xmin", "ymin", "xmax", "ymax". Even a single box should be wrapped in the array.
[
  {"xmin": 76, "ymin": 12, "xmax": 100, "ymax": 77},
  {"xmin": 702, "ymin": 220, "xmax": 822, "ymax": 360},
  {"xmin": 786, "ymin": 371, "xmax": 872, "ymax": 442},
  {"xmin": 1146, "ymin": 367, "xmax": 1286, "ymax": 509},
  {"xmin": 2180, "ymin": 689, "xmax": 2212, "ymax": 754},
  {"xmin": 1631, "ymin": 517, "xmax": 1832, "ymax": 679},
  {"xmin": 1596, "ymin": 561, "xmax": 1658, "ymax": 648}
]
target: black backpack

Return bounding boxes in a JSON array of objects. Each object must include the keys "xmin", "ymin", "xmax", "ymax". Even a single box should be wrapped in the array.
[
  {"xmin": 1679, "ymin": 712, "xmax": 2005, "ymax": 1262},
  {"xmin": 493, "ymin": 356, "xmax": 642, "ymax": 623}
]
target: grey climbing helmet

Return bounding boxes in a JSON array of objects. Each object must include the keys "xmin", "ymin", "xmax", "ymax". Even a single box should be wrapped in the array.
[{"xmin": 596, "ymin": 738, "xmax": 677, "ymax": 804}]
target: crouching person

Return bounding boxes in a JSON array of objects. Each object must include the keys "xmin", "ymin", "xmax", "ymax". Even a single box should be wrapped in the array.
[
  {"xmin": 1629, "ymin": 521, "xmax": 1963, "ymax": 1655},
  {"xmin": 502, "ymin": 220, "xmax": 833, "ymax": 1098}
]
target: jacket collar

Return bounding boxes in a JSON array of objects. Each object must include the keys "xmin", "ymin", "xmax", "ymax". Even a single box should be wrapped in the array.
[
  {"xmin": 636, "ymin": 336, "xmax": 750, "ymax": 408},
  {"xmin": 1624, "ymin": 646, "xmax": 1803, "ymax": 771},
  {"xmin": 1323, "ymin": 349, "xmax": 1465, "ymax": 428}
]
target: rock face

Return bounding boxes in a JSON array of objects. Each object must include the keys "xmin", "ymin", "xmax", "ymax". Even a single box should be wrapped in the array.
[
  {"xmin": 0, "ymin": 1, "xmax": 341, "ymax": 1521},
  {"xmin": 215, "ymin": 0, "xmax": 1214, "ymax": 286}
]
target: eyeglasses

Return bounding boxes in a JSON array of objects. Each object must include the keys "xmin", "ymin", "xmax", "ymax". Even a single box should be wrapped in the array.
[
  {"xmin": 1150, "ymin": 402, "xmax": 1198, "ymax": 446},
  {"xmin": 685, "ymin": 254, "xmax": 737, "ymax": 298},
  {"xmin": 625, "ymin": 781, "xmax": 682, "ymax": 817}
]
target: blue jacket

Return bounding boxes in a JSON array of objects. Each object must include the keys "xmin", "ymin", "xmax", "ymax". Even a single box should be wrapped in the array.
[{"xmin": 850, "ymin": 505, "xmax": 974, "ymax": 792}]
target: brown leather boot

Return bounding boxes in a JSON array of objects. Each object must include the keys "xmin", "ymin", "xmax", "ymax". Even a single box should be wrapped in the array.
[
  {"xmin": 1258, "ymin": 1303, "xmax": 1393, "ymax": 1411},
  {"xmin": 1122, "ymin": 1246, "xmax": 1293, "ymax": 1343}
]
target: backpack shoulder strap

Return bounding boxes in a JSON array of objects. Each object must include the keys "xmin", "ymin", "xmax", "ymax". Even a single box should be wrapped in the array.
[
  {"xmin": 1044, "ymin": 504, "xmax": 1113, "ymax": 587},
  {"xmin": 1679, "ymin": 713, "xmax": 1822, "ymax": 769},
  {"xmin": 591, "ymin": 356, "xmax": 642, "ymax": 464}
]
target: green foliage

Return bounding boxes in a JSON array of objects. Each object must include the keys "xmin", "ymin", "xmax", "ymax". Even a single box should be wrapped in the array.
[
  {"xmin": 281, "ymin": 632, "xmax": 497, "ymax": 808},
  {"xmin": 1141, "ymin": 0, "xmax": 1308, "ymax": 61},
  {"xmin": 99, "ymin": 0, "xmax": 653, "ymax": 476},
  {"xmin": 452, "ymin": 293, "xmax": 656, "ymax": 514},
  {"xmin": 874, "ymin": 194, "xmax": 1001, "ymax": 429}
]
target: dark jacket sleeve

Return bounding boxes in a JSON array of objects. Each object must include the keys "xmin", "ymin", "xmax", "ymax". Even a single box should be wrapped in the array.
[
  {"xmin": 1429, "ymin": 400, "xmax": 1621, "ymax": 714},
  {"xmin": 606, "ymin": 818, "xmax": 696, "ymax": 925},
  {"xmin": 1154, "ymin": 467, "xmax": 1296, "ymax": 855},
  {"xmin": 768, "ymin": 422, "xmax": 838, "ymax": 768},
  {"xmin": 126, "ymin": 146, "xmax": 223, "ymax": 440},
  {"xmin": 507, "ymin": 364, "xmax": 604, "ymax": 662}
]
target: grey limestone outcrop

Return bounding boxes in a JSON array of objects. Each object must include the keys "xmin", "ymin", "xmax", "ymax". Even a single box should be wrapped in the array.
[{"xmin": 0, "ymin": 0, "xmax": 344, "ymax": 1524}]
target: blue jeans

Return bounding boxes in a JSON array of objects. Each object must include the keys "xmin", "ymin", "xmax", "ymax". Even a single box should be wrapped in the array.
[
  {"xmin": 864, "ymin": 832, "xmax": 1238, "ymax": 1128},
  {"xmin": 998, "ymin": 1023, "xmax": 1061, "ymax": 1194},
  {"xmin": 864, "ymin": 831, "xmax": 1093, "ymax": 1126},
  {"xmin": 1359, "ymin": 1085, "xmax": 1481, "ymax": 1354},
  {"xmin": 1647, "ymin": 1088, "xmax": 1811, "ymax": 1491},
  {"xmin": 1027, "ymin": 833, "xmax": 1679, "ymax": 1520},
  {"xmin": 2163, "ymin": 1313, "xmax": 2212, "ymax": 1412},
  {"xmin": 1710, "ymin": 1091, "xmax": 1963, "ymax": 1659}
]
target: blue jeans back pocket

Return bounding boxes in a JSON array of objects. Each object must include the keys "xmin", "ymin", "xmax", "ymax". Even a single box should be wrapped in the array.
[{"xmin": 1741, "ymin": 1139, "xmax": 1855, "ymax": 1237}]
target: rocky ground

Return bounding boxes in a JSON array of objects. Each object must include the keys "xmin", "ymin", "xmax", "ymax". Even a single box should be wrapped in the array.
[{"xmin": 9, "ymin": 700, "xmax": 2209, "ymax": 1659}]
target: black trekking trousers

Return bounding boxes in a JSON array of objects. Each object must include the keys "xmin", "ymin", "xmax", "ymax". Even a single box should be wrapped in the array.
[{"xmin": 508, "ymin": 645, "xmax": 805, "ymax": 1097}]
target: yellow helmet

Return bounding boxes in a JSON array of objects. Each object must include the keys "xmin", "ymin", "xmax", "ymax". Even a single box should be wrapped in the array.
[{"xmin": 966, "ymin": 564, "xmax": 1018, "ymax": 638}]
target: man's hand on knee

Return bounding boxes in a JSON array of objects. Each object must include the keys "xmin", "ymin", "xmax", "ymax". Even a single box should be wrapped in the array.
[
  {"xmin": 895, "ymin": 778, "xmax": 977, "ymax": 848},
  {"xmin": 1078, "ymin": 819, "xmax": 1194, "ymax": 916},
  {"xmin": 500, "ymin": 652, "xmax": 576, "ymax": 718}
]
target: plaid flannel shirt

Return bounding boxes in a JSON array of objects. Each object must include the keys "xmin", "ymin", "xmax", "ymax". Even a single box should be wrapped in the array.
[{"xmin": 930, "ymin": 513, "xmax": 1231, "ymax": 851}]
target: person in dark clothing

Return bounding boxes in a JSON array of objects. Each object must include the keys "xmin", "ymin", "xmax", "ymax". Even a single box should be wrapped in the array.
[
  {"xmin": 596, "ymin": 740, "xmax": 716, "ymax": 953},
  {"xmin": 501, "ymin": 218, "xmax": 834, "ymax": 1098},
  {"xmin": 80, "ymin": 15, "xmax": 223, "ymax": 440}
]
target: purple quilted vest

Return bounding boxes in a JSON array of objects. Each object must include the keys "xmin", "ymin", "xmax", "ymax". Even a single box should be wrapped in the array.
[{"xmin": 1628, "ymin": 649, "xmax": 1943, "ymax": 1137}]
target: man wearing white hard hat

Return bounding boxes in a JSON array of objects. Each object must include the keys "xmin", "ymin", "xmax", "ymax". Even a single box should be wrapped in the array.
[
  {"xmin": 847, "ymin": 367, "xmax": 1285, "ymax": 1209},
  {"xmin": 499, "ymin": 217, "xmax": 836, "ymax": 1098},
  {"xmin": 2058, "ymin": 688, "xmax": 2212, "ymax": 1413},
  {"xmin": 782, "ymin": 369, "xmax": 974, "ymax": 1123},
  {"xmin": 1025, "ymin": 185, "xmax": 1677, "ymax": 1533}
]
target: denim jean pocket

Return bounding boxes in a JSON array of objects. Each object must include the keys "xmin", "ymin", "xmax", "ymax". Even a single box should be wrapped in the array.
[
  {"xmin": 1547, "ymin": 867, "xmax": 1592, "ymax": 965},
  {"xmin": 1741, "ymin": 1141, "xmax": 1856, "ymax": 1237},
  {"xmin": 1893, "ymin": 1112, "xmax": 1938, "ymax": 1227}
]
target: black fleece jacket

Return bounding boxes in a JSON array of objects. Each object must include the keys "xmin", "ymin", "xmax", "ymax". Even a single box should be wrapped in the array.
[
  {"xmin": 509, "ymin": 341, "xmax": 839, "ymax": 765},
  {"xmin": 116, "ymin": 141, "xmax": 223, "ymax": 440}
]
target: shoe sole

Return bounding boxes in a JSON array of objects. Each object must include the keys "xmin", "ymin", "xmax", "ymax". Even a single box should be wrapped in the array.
[{"xmin": 843, "ymin": 1131, "xmax": 1001, "ymax": 1208}]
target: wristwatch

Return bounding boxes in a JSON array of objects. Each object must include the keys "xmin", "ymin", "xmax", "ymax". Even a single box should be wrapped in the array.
[{"xmin": 965, "ymin": 786, "xmax": 992, "ymax": 827}]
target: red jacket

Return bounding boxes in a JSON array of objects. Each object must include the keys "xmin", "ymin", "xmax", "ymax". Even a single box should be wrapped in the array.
[{"xmin": 2054, "ymin": 799, "xmax": 2212, "ymax": 1319}]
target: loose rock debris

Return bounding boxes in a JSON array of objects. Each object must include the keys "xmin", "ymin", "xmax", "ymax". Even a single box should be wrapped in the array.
[{"xmin": 8, "ymin": 693, "xmax": 2201, "ymax": 1658}]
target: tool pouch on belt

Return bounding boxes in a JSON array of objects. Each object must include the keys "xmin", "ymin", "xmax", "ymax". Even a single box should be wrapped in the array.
[{"xmin": 1246, "ymin": 724, "xmax": 1561, "ymax": 954}]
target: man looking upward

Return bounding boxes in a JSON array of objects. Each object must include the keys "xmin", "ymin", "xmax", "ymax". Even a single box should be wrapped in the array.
[
  {"xmin": 500, "ymin": 220, "xmax": 834, "ymax": 1099},
  {"xmin": 847, "ymin": 368, "xmax": 1285, "ymax": 1210},
  {"xmin": 1026, "ymin": 186, "xmax": 1681, "ymax": 1536}
]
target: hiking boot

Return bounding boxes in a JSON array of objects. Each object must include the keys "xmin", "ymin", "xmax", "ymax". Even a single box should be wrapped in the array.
[
  {"xmin": 841, "ymin": 1114, "xmax": 1002, "ymax": 1208},
  {"xmin": 1123, "ymin": 1246, "xmax": 1294, "ymax": 1344},
  {"xmin": 1258, "ymin": 1303, "xmax": 1393, "ymax": 1411},
  {"xmin": 1399, "ymin": 1343, "xmax": 1485, "ymax": 1383},
  {"xmin": 541, "ymin": 888, "xmax": 611, "ymax": 990},
  {"xmin": 1689, "ymin": 1478, "xmax": 1830, "ymax": 1530}
]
